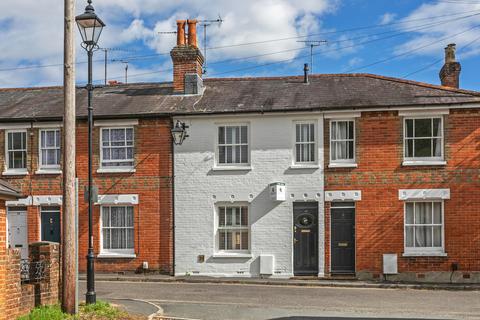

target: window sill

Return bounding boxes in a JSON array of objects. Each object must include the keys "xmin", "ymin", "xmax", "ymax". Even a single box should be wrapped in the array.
[
  {"xmin": 97, "ymin": 252, "xmax": 136, "ymax": 259},
  {"xmin": 402, "ymin": 252, "xmax": 447, "ymax": 257},
  {"xmin": 97, "ymin": 168, "xmax": 136, "ymax": 174},
  {"xmin": 328, "ymin": 163, "xmax": 358, "ymax": 168},
  {"xmin": 289, "ymin": 164, "xmax": 319, "ymax": 170},
  {"xmin": 2, "ymin": 170, "xmax": 28, "ymax": 176},
  {"xmin": 212, "ymin": 253, "xmax": 252, "ymax": 259},
  {"xmin": 402, "ymin": 160, "xmax": 446, "ymax": 166},
  {"xmin": 35, "ymin": 169, "xmax": 62, "ymax": 175},
  {"xmin": 212, "ymin": 166, "xmax": 252, "ymax": 171}
]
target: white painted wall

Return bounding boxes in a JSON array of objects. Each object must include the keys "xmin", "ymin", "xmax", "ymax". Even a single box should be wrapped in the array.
[{"xmin": 174, "ymin": 113, "xmax": 325, "ymax": 278}]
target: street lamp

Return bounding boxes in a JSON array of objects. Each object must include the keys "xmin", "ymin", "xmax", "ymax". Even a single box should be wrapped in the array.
[
  {"xmin": 76, "ymin": 0, "xmax": 105, "ymax": 305},
  {"xmin": 171, "ymin": 120, "xmax": 189, "ymax": 145}
]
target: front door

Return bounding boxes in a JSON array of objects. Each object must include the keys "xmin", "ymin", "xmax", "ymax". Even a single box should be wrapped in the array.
[
  {"xmin": 331, "ymin": 202, "xmax": 355, "ymax": 274},
  {"xmin": 293, "ymin": 202, "xmax": 318, "ymax": 276},
  {"xmin": 41, "ymin": 207, "xmax": 61, "ymax": 243},
  {"xmin": 7, "ymin": 207, "xmax": 28, "ymax": 259}
]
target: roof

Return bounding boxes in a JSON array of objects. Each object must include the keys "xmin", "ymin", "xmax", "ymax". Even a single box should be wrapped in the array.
[
  {"xmin": 0, "ymin": 73, "xmax": 479, "ymax": 121},
  {"xmin": 0, "ymin": 179, "xmax": 23, "ymax": 200}
]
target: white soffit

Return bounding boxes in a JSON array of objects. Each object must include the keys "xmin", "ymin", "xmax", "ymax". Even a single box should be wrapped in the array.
[
  {"xmin": 325, "ymin": 190, "xmax": 362, "ymax": 202},
  {"xmin": 33, "ymin": 122, "xmax": 63, "ymax": 128},
  {"xmin": 398, "ymin": 189, "xmax": 450, "ymax": 200},
  {"xmin": 94, "ymin": 119, "xmax": 139, "ymax": 127},
  {"xmin": 398, "ymin": 109, "xmax": 449, "ymax": 117},
  {"xmin": 96, "ymin": 194, "xmax": 139, "ymax": 205},
  {"xmin": 0, "ymin": 123, "xmax": 31, "ymax": 130},
  {"xmin": 6, "ymin": 196, "xmax": 32, "ymax": 207},
  {"xmin": 33, "ymin": 195, "xmax": 62, "ymax": 206},
  {"xmin": 324, "ymin": 112, "xmax": 361, "ymax": 119}
]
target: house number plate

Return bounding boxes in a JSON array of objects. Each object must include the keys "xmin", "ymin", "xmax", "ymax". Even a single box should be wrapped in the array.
[
  {"xmin": 301, "ymin": 229, "xmax": 311, "ymax": 233},
  {"xmin": 338, "ymin": 242, "xmax": 348, "ymax": 247}
]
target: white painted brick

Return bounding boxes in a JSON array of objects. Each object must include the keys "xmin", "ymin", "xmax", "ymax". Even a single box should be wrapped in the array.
[{"xmin": 174, "ymin": 114, "xmax": 325, "ymax": 278}]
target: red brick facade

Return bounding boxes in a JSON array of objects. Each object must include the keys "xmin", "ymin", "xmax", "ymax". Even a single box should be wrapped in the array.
[
  {"xmin": 324, "ymin": 109, "xmax": 480, "ymax": 281},
  {"xmin": 1, "ymin": 118, "xmax": 173, "ymax": 274}
]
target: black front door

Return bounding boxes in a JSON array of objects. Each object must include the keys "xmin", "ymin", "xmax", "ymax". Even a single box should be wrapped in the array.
[
  {"xmin": 293, "ymin": 202, "xmax": 318, "ymax": 276},
  {"xmin": 331, "ymin": 202, "xmax": 355, "ymax": 274},
  {"xmin": 41, "ymin": 207, "xmax": 61, "ymax": 243}
]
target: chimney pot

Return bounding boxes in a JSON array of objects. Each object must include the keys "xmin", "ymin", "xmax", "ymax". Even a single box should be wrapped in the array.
[
  {"xmin": 187, "ymin": 19, "xmax": 198, "ymax": 47},
  {"xmin": 176, "ymin": 20, "xmax": 187, "ymax": 46},
  {"xmin": 304, "ymin": 63, "xmax": 309, "ymax": 84},
  {"xmin": 439, "ymin": 43, "xmax": 461, "ymax": 88}
]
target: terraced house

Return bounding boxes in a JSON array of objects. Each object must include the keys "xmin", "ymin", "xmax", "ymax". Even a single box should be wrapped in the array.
[{"xmin": 2, "ymin": 19, "xmax": 480, "ymax": 282}]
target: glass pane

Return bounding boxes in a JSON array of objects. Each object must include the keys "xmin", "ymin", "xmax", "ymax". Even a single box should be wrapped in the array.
[
  {"xmin": 56, "ymin": 150, "xmax": 61, "ymax": 165},
  {"xmin": 219, "ymin": 231, "xmax": 226, "ymax": 250},
  {"xmin": 127, "ymin": 229, "xmax": 134, "ymax": 249},
  {"xmin": 234, "ymin": 231, "xmax": 241, "ymax": 250},
  {"xmin": 406, "ymin": 203, "xmax": 414, "ymax": 224},
  {"xmin": 126, "ymin": 128, "xmax": 133, "ymax": 141},
  {"xmin": 337, "ymin": 121, "xmax": 348, "ymax": 139},
  {"xmin": 241, "ymin": 126, "xmax": 248, "ymax": 144},
  {"xmin": 241, "ymin": 231, "xmax": 249, "ymax": 250},
  {"xmin": 41, "ymin": 131, "xmax": 46, "ymax": 148},
  {"xmin": 309, "ymin": 124, "xmax": 315, "ymax": 142},
  {"xmin": 405, "ymin": 139, "xmax": 413, "ymax": 157},
  {"xmin": 348, "ymin": 141, "xmax": 354, "ymax": 160},
  {"xmin": 45, "ymin": 131, "xmax": 56, "ymax": 147},
  {"xmin": 433, "ymin": 118, "xmax": 441, "ymax": 137},
  {"xmin": 103, "ymin": 229, "xmax": 110, "ymax": 249},
  {"xmin": 241, "ymin": 207, "xmax": 248, "ymax": 226},
  {"xmin": 111, "ymin": 229, "xmax": 126, "ymax": 249},
  {"xmin": 234, "ymin": 208, "xmax": 241, "ymax": 226},
  {"xmin": 102, "ymin": 148, "xmax": 110, "ymax": 160},
  {"xmin": 226, "ymin": 146, "xmax": 233, "ymax": 163},
  {"xmin": 414, "ymin": 119, "xmax": 432, "ymax": 137},
  {"xmin": 234, "ymin": 146, "xmax": 241, "ymax": 163},
  {"xmin": 405, "ymin": 226, "xmax": 414, "ymax": 247},
  {"xmin": 46, "ymin": 150, "xmax": 55, "ymax": 165},
  {"xmin": 226, "ymin": 127, "xmax": 233, "ymax": 144},
  {"xmin": 11, "ymin": 132, "xmax": 25, "ymax": 150},
  {"xmin": 348, "ymin": 121, "xmax": 354, "ymax": 140},
  {"xmin": 226, "ymin": 231, "xmax": 232, "ymax": 250},
  {"xmin": 414, "ymin": 139, "xmax": 432, "ymax": 157},
  {"xmin": 406, "ymin": 119, "xmax": 414, "ymax": 138},
  {"xmin": 112, "ymin": 147, "xmax": 126, "ymax": 160},
  {"xmin": 126, "ymin": 147, "xmax": 133, "ymax": 160},
  {"xmin": 102, "ymin": 129, "xmax": 110, "ymax": 143},
  {"xmin": 111, "ymin": 129, "xmax": 125, "ymax": 142},
  {"xmin": 296, "ymin": 124, "xmax": 301, "ymax": 142},
  {"xmin": 310, "ymin": 143, "xmax": 315, "ymax": 162},
  {"xmin": 433, "ymin": 203, "xmax": 442, "ymax": 224},
  {"xmin": 433, "ymin": 138, "xmax": 442, "ymax": 157},
  {"xmin": 219, "ymin": 146, "xmax": 226, "ymax": 164},
  {"xmin": 126, "ymin": 207, "xmax": 134, "ymax": 227},
  {"xmin": 296, "ymin": 145, "xmax": 302, "ymax": 162},
  {"xmin": 56, "ymin": 130, "xmax": 61, "ymax": 147},
  {"xmin": 415, "ymin": 202, "xmax": 432, "ymax": 224},
  {"xmin": 102, "ymin": 207, "xmax": 110, "ymax": 227},
  {"xmin": 241, "ymin": 145, "xmax": 248, "ymax": 163},
  {"xmin": 226, "ymin": 208, "xmax": 233, "ymax": 226},
  {"xmin": 331, "ymin": 122, "xmax": 337, "ymax": 140},
  {"xmin": 415, "ymin": 226, "xmax": 432, "ymax": 247},
  {"xmin": 234, "ymin": 127, "xmax": 240, "ymax": 144},
  {"xmin": 336, "ymin": 141, "xmax": 347, "ymax": 160},
  {"xmin": 218, "ymin": 207, "xmax": 225, "ymax": 227},
  {"xmin": 433, "ymin": 226, "xmax": 442, "ymax": 247},
  {"xmin": 41, "ymin": 150, "xmax": 48, "ymax": 166},
  {"xmin": 218, "ymin": 127, "xmax": 225, "ymax": 144}
]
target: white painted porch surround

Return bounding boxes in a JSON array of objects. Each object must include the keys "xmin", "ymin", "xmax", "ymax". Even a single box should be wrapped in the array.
[{"xmin": 174, "ymin": 114, "xmax": 325, "ymax": 278}]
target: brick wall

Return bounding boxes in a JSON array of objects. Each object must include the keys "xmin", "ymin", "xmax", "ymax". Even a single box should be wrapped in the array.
[
  {"xmin": 0, "ymin": 202, "xmax": 6, "ymax": 320},
  {"xmin": 170, "ymin": 46, "xmax": 203, "ymax": 93},
  {"xmin": 324, "ymin": 109, "xmax": 480, "ymax": 281},
  {"xmin": 1, "ymin": 118, "xmax": 174, "ymax": 274}
]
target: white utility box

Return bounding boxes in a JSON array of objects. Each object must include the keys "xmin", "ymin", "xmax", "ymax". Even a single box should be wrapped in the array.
[
  {"xmin": 260, "ymin": 255, "xmax": 274, "ymax": 275},
  {"xmin": 383, "ymin": 254, "xmax": 398, "ymax": 274},
  {"xmin": 269, "ymin": 182, "xmax": 286, "ymax": 201}
]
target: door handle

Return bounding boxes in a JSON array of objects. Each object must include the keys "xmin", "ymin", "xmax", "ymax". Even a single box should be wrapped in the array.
[{"xmin": 293, "ymin": 238, "xmax": 299, "ymax": 244}]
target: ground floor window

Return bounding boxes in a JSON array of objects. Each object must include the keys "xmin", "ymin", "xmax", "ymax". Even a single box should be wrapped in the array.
[
  {"xmin": 101, "ymin": 206, "xmax": 134, "ymax": 254},
  {"xmin": 217, "ymin": 205, "xmax": 249, "ymax": 252},
  {"xmin": 404, "ymin": 201, "xmax": 444, "ymax": 254}
]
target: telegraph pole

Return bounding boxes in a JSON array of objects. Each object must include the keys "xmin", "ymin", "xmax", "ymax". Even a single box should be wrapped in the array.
[{"xmin": 62, "ymin": 0, "xmax": 77, "ymax": 314}]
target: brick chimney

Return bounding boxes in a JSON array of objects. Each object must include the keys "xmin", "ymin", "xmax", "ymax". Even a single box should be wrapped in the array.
[
  {"xmin": 170, "ymin": 19, "xmax": 204, "ymax": 94},
  {"xmin": 439, "ymin": 43, "xmax": 461, "ymax": 88}
]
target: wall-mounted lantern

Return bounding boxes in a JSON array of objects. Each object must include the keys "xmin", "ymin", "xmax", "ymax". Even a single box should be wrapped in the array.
[{"xmin": 171, "ymin": 120, "xmax": 189, "ymax": 145}]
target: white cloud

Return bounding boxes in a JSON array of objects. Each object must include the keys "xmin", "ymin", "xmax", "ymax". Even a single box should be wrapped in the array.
[{"xmin": 380, "ymin": 13, "xmax": 396, "ymax": 25}]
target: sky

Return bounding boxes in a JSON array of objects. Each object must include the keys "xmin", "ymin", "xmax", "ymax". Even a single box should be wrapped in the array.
[{"xmin": 0, "ymin": 0, "xmax": 479, "ymax": 90}]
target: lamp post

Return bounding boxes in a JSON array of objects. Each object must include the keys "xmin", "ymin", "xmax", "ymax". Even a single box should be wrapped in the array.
[{"xmin": 76, "ymin": 0, "xmax": 105, "ymax": 305}]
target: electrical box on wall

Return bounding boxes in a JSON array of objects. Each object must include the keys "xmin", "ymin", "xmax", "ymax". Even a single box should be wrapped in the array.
[
  {"xmin": 269, "ymin": 182, "xmax": 286, "ymax": 201},
  {"xmin": 383, "ymin": 254, "xmax": 398, "ymax": 274}
]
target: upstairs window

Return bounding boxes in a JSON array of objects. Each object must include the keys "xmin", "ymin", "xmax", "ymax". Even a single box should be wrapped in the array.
[
  {"xmin": 100, "ymin": 128, "xmax": 134, "ymax": 168},
  {"xmin": 217, "ymin": 205, "xmax": 249, "ymax": 252},
  {"xmin": 6, "ymin": 130, "xmax": 27, "ymax": 171},
  {"xmin": 404, "ymin": 117, "xmax": 443, "ymax": 161},
  {"xmin": 330, "ymin": 120, "xmax": 355, "ymax": 163},
  {"xmin": 39, "ymin": 129, "xmax": 61, "ymax": 169},
  {"xmin": 295, "ymin": 122, "xmax": 316, "ymax": 164},
  {"xmin": 217, "ymin": 125, "xmax": 249, "ymax": 165}
]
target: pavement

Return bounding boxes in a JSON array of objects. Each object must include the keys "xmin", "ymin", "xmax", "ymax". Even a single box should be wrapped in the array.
[
  {"xmin": 79, "ymin": 279, "xmax": 480, "ymax": 320},
  {"xmin": 79, "ymin": 273, "xmax": 480, "ymax": 291}
]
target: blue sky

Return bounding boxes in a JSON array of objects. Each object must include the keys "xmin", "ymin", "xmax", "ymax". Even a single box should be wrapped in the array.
[{"xmin": 0, "ymin": 0, "xmax": 479, "ymax": 90}]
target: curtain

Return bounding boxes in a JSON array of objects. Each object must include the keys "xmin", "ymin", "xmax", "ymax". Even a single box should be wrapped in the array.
[{"xmin": 414, "ymin": 202, "xmax": 432, "ymax": 247}]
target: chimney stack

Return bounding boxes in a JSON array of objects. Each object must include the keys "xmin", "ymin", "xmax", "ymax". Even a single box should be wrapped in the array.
[
  {"xmin": 170, "ymin": 19, "xmax": 204, "ymax": 94},
  {"xmin": 439, "ymin": 43, "xmax": 461, "ymax": 88}
]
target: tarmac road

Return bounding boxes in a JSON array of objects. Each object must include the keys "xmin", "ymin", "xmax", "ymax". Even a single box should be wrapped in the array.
[{"xmin": 80, "ymin": 280, "xmax": 480, "ymax": 320}]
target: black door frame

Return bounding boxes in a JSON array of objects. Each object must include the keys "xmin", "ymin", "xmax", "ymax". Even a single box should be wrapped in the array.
[
  {"xmin": 293, "ymin": 201, "xmax": 319, "ymax": 276},
  {"xmin": 330, "ymin": 202, "xmax": 356, "ymax": 274}
]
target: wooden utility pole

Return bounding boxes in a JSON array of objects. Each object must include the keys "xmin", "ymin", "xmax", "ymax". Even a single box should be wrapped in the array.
[{"xmin": 62, "ymin": 0, "xmax": 77, "ymax": 314}]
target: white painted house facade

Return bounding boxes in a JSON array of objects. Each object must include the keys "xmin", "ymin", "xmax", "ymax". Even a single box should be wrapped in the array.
[{"xmin": 174, "ymin": 113, "xmax": 326, "ymax": 278}]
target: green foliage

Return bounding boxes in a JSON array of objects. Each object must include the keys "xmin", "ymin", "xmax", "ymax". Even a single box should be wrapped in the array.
[
  {"xmin": 17, "ymin": 304, "xmax": 73, "ymax": 320},
  {"xmin": 79, "ymin": 301, "xmax": 126, "ymax": 319},
  {"xmin": 18, "ymin": 301, "xmax": 128, "ymax": 320}
]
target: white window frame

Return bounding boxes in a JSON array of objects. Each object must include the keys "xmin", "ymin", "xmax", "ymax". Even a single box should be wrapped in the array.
[
  {"xmin": 215, "ymin": 203, "xmax": 250, "ymax": 254},
  {"xmin": 99, "ymin": 205, "xmax": 135, "ymax": 257},
  {"xmin": 215, "ymin": 123, "xmax": 250, "ymax": 168},
  {"xmin": 403, "ymin": 116, "xmax": 444, "ymax": 164},
  {"xmin": 293, "ymin": 120, "xmax": 317, "ymax": 165},
  {"xmin": 38, "ymin": 128, "xmax": 61, "ymax": 170},
  {"xmin": 5, "ymin": 129, "xmax": 28, "ymax": 174},
  {"xmin": 99, "ymin": 127, "xmax": 135, "ymax": 170},
  {"xmin": 403, "ymin": 200, "xmax": 445, "ymax": 256},
  {"xmin": 329, "ymin": 119, "xmax": 356, "ymax": 166}
]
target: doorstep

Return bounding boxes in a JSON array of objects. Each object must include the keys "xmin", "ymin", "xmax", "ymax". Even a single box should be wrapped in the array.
[{"xmin": 78, "ymin": 273, "xmax": 480, "ymax": 291}]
